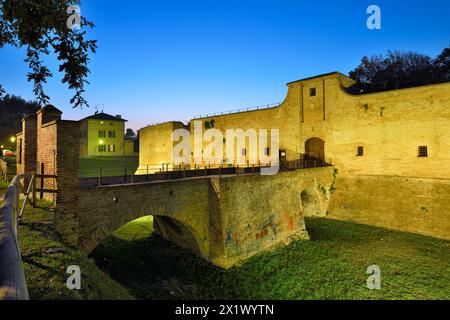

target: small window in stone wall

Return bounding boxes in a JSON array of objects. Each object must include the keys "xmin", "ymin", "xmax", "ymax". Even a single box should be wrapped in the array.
[
  {"xmin": 265, "ymin": 147, "xmax": 270, "ymax": 156},
  {"xmin": 98, "ymin": 130, "xmax": 106, "ymax": 138},
  {"xmin": 108, "ymin": 144, "xmax": 116, "ymax": 152},
  {"xmin": 108, "ymin": 131, "xmax": 116, "ymax": 138},
  {"xmin": 357, "ymin": 146, "xmax": 364, "ymax": 157},
  {"xmin": 99, "ymin": 145, "xmax": 106, "ymax": 152},
  {"xmin": 310, "ymin": 88, "xmax": 317, "ymax": 96},
  {"xmin": 418, "ymin": 146, "xmax": 428, "ymax": 157},
  {"xmin": 242, "ymin": 148, "xmax": 246, "ymax": 156}
]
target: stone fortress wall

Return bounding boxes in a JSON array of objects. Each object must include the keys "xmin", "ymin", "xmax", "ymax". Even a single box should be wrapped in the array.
[{"xmin": 138, "ymin": 72, "xmax": 450, "ymax": 240}]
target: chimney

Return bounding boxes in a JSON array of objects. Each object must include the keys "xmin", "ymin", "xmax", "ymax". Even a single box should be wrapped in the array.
[{"xmin": 116, "ymin": 115, "xmax": 122, "ymax": 119}]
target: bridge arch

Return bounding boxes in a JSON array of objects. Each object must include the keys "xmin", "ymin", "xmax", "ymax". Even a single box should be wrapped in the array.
[{"xmin": 77, "ymin": 180, "xmax": 213, "ymax": 259}]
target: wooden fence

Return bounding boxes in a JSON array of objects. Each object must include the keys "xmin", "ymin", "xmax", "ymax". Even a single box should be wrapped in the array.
[
  {"xmin": 0, "ymin": 159, "xmax": 8, "ymax": 182},
  {"xmin": 0, "ymin": 175, "xmax": 29, "ymax": 300},
  {"xmin": 0, "ymin": 173, "xmax": 56, "ymax": 300}
]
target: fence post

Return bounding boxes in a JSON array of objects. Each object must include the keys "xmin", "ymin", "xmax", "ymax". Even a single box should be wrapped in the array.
[
  {"xmin": 32, "ymin": 174, "xmax": 36, "ymax": 208},
  {"xmin": 40, "ymin": 171, "xmax": 44, "ymax": 200}
]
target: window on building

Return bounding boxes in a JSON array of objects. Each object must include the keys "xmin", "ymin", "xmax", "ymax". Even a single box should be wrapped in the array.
[
  {"xmin": 98, "ymin": 145, "xmax": 106, "ymax": 152},
  {"xmin": 310, "ymin": 87, "xmax": 317, "ymax": 96},
  {"xmin": 108, "ymin": 144, "xmax": 116, "ymax": 152},
  {"xmin": 265, "ymin": 147, "xmax": 270, "ymax": 156},
  {"xmin": 357, "ymin": 146, "xmax": 364, "ymax": 156},
  {"xmin": 98, "ymin": 130, "xmax": 106, "ymax": 138},
  {"xmin": 418, "ymin": 146, "xmax": 428, "ymax": 157},
  {"xmin": 108, "ymin": 131, "xmax": 116, "ymax": 138},
  {"xmin": 242, "ymin": 148, "xmax": 246, "ymax": 156}
]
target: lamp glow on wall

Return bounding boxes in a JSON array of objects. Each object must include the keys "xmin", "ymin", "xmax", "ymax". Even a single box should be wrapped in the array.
[{"xmin": 10, "ymin": 136, "xmax": 16, "ymax": 144}]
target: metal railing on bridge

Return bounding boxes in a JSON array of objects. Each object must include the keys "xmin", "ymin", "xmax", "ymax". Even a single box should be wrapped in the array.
[
  {"xmin": 80, "ymin": 162, "xmax": 272, "ymax": 187},
  {"xmin": 79, "ymin": 155, "xmax": 332, "ymax": 188}
]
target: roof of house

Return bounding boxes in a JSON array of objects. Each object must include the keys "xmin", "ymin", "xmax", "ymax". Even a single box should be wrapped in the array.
[
  {"xmin": 286, "ymin": 71, "xmax": 351, "ymax": 85},
  {"xmin": 80, "ymin": 112, "xmax": 127, "ymax": 122}
]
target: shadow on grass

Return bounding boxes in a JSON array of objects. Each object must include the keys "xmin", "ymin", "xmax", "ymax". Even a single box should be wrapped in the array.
[
  {"xmin": 91, "ymin": 218, "xmax": 450, "ymax": 300},
  {"xmin": 91, "ymin": 234, "xmax": 220, "ymax": 300}
]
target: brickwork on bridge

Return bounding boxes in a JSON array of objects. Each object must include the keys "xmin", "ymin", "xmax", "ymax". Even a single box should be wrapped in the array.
[{"xmin": 77, "ymin": 167, "xmax": 335, "ymax": 268}]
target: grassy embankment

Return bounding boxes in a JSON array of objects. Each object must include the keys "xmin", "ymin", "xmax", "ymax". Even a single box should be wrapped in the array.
[
  {"xmin": 3, "ymin": 179, "xmax": 449, "ymax": 300},
  {"xmin": 0, "ymin": 196, "xmax": 134, "ymax": 300},
  {"xmin": 93, "ymin": 216, "xmax": 450, "ymax": 300}
]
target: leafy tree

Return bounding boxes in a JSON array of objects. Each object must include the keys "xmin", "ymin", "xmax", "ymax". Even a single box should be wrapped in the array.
[
  {"xmin": 0, "ymin": 0, "xmax": 97, "ymax": 108},
  {"xmin": 125, "ymin": 128, "xmax": 136, "ymax": 138},
  {"xmin": 434, "ymin": 46, "xmax": 450, "ymax": 82},
  {"xmin": 0, "ymin": 94, "xmax": 40, "ymax": 146},
  {"xmin": 348, "ymin": 51, "xmax": 436, "ymax": 94}
]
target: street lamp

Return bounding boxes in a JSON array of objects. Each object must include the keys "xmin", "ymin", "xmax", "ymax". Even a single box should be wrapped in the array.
[{"xmin": 9, "ymin": 136, "xmax": 16, "ymax": 152}]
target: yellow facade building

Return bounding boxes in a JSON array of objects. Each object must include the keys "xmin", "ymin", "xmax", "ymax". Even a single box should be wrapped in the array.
[
  {"xmin": 138, "ymin": 71, "xmax": 450, "ymax": 177},
  {"xmin": 79, "ymin": 112, "xmax": 136, "ymax": 158}
]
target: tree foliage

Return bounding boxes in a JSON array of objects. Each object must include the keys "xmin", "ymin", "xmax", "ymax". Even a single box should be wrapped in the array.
[
  {"xmin": 0, "ymin": 0, "xmax": 97, "ymax": 108},
  {"xmin": 434, "ymin": 46, "xmax": 450, "ymax": 82},
  {"xmin": 125, "ymin": 128, "xmax": 136, "ymax": 138},
  {"xmin": 348, "ymin": 46, "xmax": 450, "ymax": 94},
  {"xmin": 0, "ymin": 94, "xmax": 40, "ymax": 142}
]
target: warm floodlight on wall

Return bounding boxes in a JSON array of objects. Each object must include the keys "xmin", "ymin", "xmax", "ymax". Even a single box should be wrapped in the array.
[
  {"xmin": 10, "ymin": 136, "xmax": 16, "ymax": 143},
  {"xmin": 99, "ymin": 139, "xmax": 104, "ymax": 145}
]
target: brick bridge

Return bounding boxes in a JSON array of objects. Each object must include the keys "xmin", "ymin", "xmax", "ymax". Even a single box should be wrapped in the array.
[
  {"xmin": 16, "ymin": 106, "xmax": 336, "ymax": 268},
  {"xmin": 76, "ymin": 168, "xmax": 335, "ymax": 268}
]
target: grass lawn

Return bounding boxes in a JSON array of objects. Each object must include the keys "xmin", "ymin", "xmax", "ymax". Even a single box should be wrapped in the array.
[
  {"xmin": 15, "ymin": 202, "xmax": 134, "ymax": 300},
  {"xmin": 79, "ymin": 156, "xmax": 139, "ymax": 178},
  {"xmin": 92, "ymin": 217, "xmax": 450, "ymax": 300}
]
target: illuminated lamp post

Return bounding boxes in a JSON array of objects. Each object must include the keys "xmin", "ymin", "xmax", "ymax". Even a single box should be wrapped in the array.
[{"xmin": 10, "ymin": 136, "xmax": 16, "ymax": 149}]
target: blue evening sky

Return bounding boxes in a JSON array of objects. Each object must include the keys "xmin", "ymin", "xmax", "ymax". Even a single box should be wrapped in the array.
[{"xmin": 1, "ymin": 0, "xmax": 449, "ymax": 130}]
